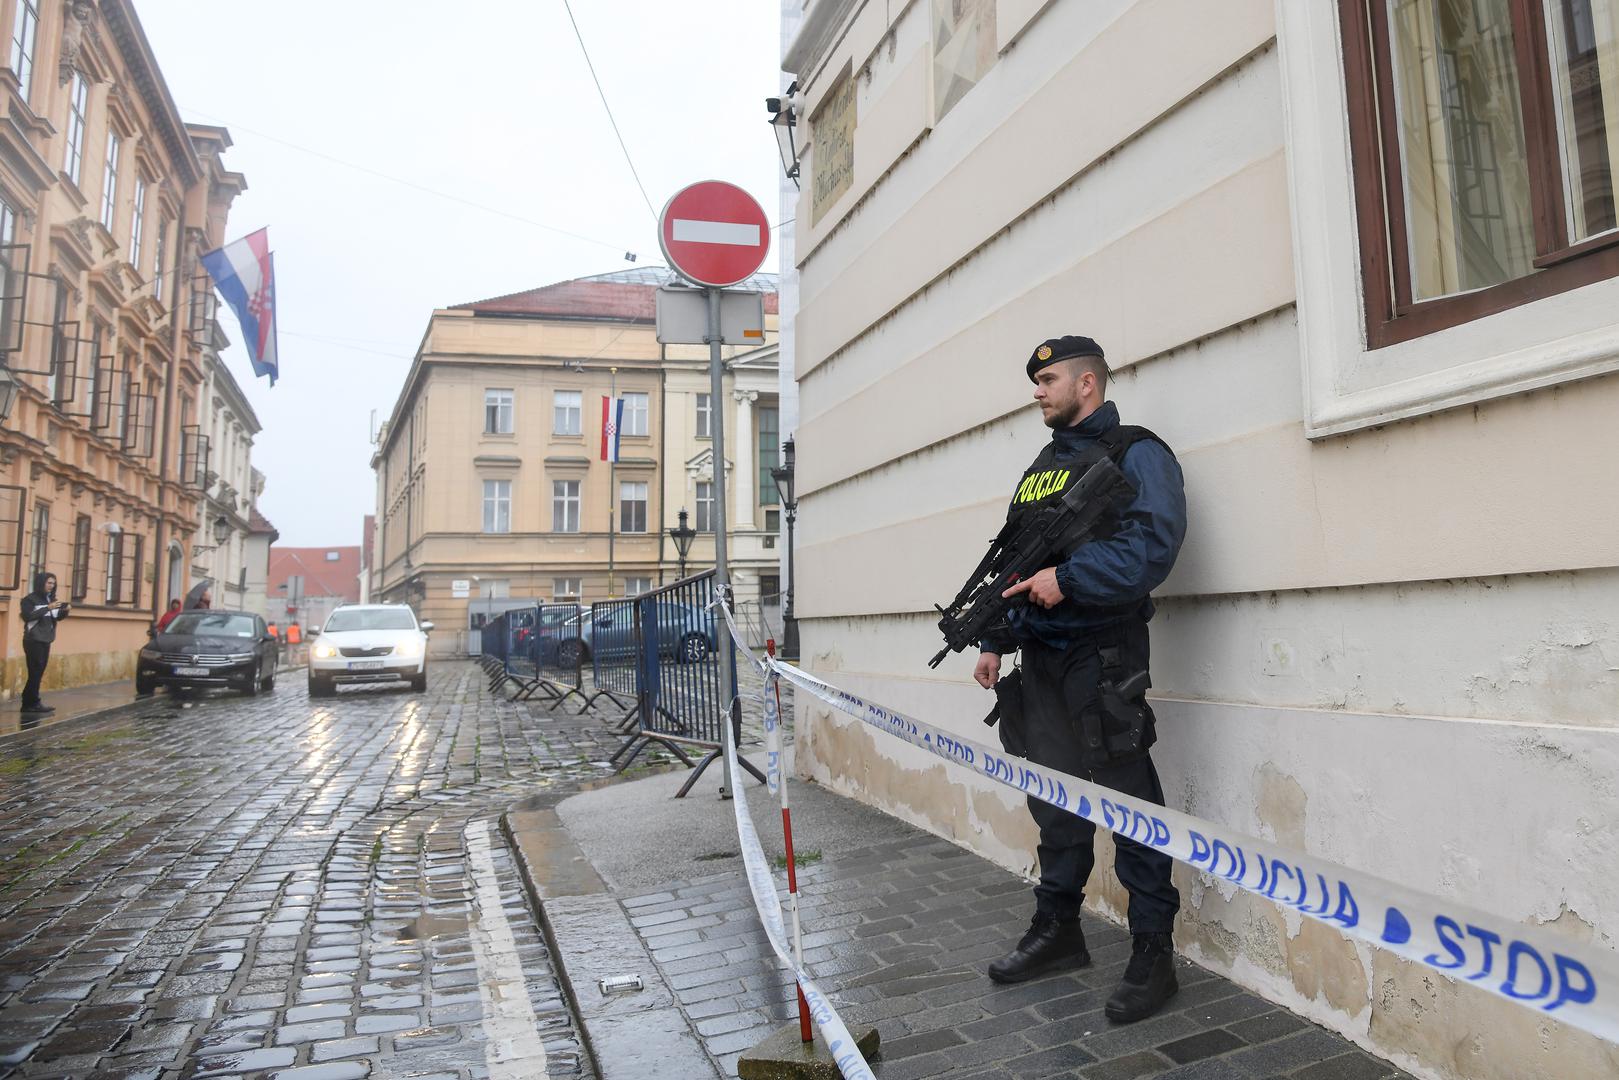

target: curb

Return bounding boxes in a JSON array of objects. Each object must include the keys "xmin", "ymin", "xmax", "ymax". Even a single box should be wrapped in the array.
[
  {"xmin": 500, "ymin": 807, "xmax": 722, "ymax": 1079},
  {"xmin": 0, "ymin": 694, "xmax": 155, "ymax": 743}
]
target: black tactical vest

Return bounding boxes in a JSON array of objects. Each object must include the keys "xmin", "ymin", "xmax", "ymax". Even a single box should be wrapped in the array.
[{"xmin": 1001, "ymin": 424, "xmax": 1172, "ymax": 571}]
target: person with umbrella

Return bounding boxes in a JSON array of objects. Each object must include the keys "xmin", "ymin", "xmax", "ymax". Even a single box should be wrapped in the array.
[{"xmin": 185, "ymin": 580, "xmax": 213, "ymax": 610}]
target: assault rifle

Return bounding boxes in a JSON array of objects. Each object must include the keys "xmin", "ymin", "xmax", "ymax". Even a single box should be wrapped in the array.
[{"xmin": 928, "ymin": 456, "xmax": 1134, "ymax": 668}]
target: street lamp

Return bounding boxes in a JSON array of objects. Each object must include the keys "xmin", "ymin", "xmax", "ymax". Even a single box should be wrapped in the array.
[
  {"xmin": 766, "ymin": 82, "xmax": 801, "ymax": 187},
  {"xmin": 769, "ymin": 438, "xmax": 799, "ymax": 659},
  {"xmin": 0, "ymin": 367, "xmax": 20, "ymax": 425},
  {"xmin": 211, "ymin": 515, "xmax": 230, "ymax": 545},
  {"xmin": 669, "ymin": 507, "xmax": 697, "ymax": 580}
]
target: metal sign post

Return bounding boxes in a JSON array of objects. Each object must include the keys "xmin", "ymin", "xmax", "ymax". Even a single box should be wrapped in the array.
[
  {"xmin": 707, "ymin": 285, "xmax": 739, "ymax": 800},
  {"xmin": 656, "ymin": 179, "xmax": 771, "ymax": 802}
]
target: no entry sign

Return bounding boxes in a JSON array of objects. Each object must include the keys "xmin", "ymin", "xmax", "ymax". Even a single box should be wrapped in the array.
[{"xmin": 658, "ymin": 181, "xmax": 771, "ymax": 289}]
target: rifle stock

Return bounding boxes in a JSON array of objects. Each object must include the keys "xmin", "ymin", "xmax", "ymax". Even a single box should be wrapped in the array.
[{"xmin": 929, "ymin": 457, "xmax": 1133, "ymax": 667}]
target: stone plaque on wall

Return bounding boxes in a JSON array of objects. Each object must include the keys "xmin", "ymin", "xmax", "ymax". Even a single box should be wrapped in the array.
[
  {"xmin": 933, "ymin": 0, "xmax": 997, "ymax": 122},
  {"xmin": 811, "ymin": 73, "xmax": 857, "ymax": 226}
]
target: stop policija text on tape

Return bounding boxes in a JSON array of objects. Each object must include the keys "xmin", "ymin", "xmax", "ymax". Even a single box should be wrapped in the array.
[{"xmin": 773, "ymin": 663, "xmax": 1609, "ymax": 1041}]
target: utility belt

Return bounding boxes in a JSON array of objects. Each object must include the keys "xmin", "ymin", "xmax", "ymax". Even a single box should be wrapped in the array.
[{"xmin": 985, "ymin": 622, "xmax": 1156, "ymax": 769}]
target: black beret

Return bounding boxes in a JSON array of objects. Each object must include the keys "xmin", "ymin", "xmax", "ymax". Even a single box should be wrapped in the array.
[{"xmin": 1026, "ymin": 335, "xmax": 1106, "ymax": 381}]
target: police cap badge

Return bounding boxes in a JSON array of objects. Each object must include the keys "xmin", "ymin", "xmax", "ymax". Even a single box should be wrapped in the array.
[{"xmin": 1026, "ymin": 335, "xmax": 1105, "ymax": 381}]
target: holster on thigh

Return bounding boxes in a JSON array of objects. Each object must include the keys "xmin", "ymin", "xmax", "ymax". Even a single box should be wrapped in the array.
[
  {"xmin": 988, "ymin": 668, "xmax": 1029, "ymax": 759},
  {"xmin": 1075, "ymin": 642, "xmax": 1156, "ymax": 770}
]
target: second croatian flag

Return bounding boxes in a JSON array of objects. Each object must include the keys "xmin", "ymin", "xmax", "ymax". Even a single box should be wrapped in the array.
[{"xmin": 600, "ymin": 396, "xmax": 623, "ymax": 463}]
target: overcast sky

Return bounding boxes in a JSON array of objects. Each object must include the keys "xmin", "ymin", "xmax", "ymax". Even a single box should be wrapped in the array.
[{"xmin": 136, "ymin": 0, "xmax": 783, "ymax": 546}]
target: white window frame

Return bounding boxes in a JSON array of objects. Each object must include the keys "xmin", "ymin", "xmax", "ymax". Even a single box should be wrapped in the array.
[
  {"xmin": 153, "ymin": 218, "xmax": 169, "ymax": 303},
  {"xmin": 622, "ymin": 391, "xmax": 649, "ymax": 437},
  {"xmin": 64, "ymin": 70, "xmax": 89, "ymax": 186},
  {"xmin": 553, "ymin": 577, "xmax": 581, "ymax": 599},
  {"xmin": 481, "ymin": 479, "xmax": 511, "ymax": 534},
  {"xmin": 619, "ymin": 480, "xmax": 648, "ymax": 533},
  {"xmin": 624, "ymin": 576, "xmax": 652, "ymax": 596},
  {"xmin": 28, "ymin": 501, "xmax": 48, "ymax": 580},
  {"xmin": 695, "ymin": 481, "xmax": 714, "ymax": 532},
  {"xmin": 553, "ymin": 389, "xmax": 581, "ymax": 435},
  {"xmin": 10, "ymin": 0, "xmax": 37, "ymax": 102},
  {"xmin": 552, "ymin": 479, "xmax": 580, "ymax": 533},
  {"xmin": 129, "ymin": 177, "xmax": 145, "ymax": 268},
  {"xmin": 695, "ymin": 392, "xmax": 711, "ymax": 438},
  {"xmin": 1280, "ymin": 4, "xmax": 1619, "ymax": 438},
  {"xmin": 101, "ymin": 130, "xmax": 119, "ymax": 230},
  {"xmin": 484, "ymin": 388, "xmax": 514, "ymax": 434},
  {"xmin": 104, "ymin": 527, "xmax": 122, "ymax": 604}
]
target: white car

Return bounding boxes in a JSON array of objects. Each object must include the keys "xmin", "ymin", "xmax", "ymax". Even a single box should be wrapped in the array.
[{"xmin": 308, "ymin": 604, "xmax": 433, "ymax": 696}]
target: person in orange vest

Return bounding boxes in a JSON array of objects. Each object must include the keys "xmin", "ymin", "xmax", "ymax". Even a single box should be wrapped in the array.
[{"xmin": 287, "ymin": 624, "xmax": 302, "ymax": 645}]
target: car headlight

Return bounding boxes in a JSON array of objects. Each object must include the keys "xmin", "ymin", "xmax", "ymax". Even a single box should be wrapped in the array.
[
  {"xmin": 312, "ymin": 644, "xmax": 338, "ymax": 659},
  {"xmin": 395, "ymin": 639, "xmax": 422, "ymax": 658}
]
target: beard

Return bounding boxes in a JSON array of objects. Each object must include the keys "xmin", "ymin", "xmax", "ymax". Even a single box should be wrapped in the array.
[{"xmin": 1041, "ymin": 399, "xmax": 1081, "ymax": 429}]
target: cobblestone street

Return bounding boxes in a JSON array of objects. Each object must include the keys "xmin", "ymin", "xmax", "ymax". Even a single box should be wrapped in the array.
[{"xmin": 0, "ymin": 664, "xmax": 642, "ymax": 1079}]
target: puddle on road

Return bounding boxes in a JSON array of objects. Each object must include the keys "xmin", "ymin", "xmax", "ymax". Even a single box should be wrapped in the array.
[{"xmin": 390, "ymin": 913, "xmax": 468, "ymax": 942}]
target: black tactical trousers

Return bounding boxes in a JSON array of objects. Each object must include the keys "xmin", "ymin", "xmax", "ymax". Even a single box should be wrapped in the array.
[
  {"xmin": 1000, "ymin": 629, "xmax": 1180, "ymax": 934},
  {"xmin": 21, "ymin": 638, "xmax": 50, "ymax": 708}
]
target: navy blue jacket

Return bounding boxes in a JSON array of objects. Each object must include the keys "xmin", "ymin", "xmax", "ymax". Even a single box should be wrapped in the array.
[{"xmin": 991, "ymin": 401, "xmax": 1186, "ymax": 651}]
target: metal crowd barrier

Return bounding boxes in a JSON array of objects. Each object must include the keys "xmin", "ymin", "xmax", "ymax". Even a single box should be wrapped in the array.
[
  {"xmin": 587, "ymin": 597, "xmax": 640, "ymax": 727},
  {"xmin": 607, "ymin": 570, "xmax": 766, "ymax": 798},
  {"xmin": 481, "ymin": 604, "xmax": 590, "ymax": 708}
]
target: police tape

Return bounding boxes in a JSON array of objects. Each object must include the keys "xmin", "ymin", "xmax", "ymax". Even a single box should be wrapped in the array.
[
  {"xmin": 762, "ymin": 658, "xmax": 1619, "ymax": 1046},
  {"xmin": 713, "ymin": 605, "xmax": 875, "ymax": 1079}
]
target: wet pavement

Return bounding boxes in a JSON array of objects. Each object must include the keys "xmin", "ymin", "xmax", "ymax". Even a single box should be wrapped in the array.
[{"xmin": 0, "ymin": 664, "xmax": 638, "ymax": 1079}]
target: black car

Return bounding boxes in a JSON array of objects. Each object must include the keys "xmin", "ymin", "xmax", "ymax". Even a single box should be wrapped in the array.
[{"xmin": 136, "ymin": 610, "xmax": 279, "ymax": 696}]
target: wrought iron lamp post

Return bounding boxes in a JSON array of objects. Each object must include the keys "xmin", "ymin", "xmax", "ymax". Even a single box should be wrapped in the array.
[
  {"xmin": 769, "ymin": 438, "xmax": 799, "ymax": 659},
  {"xmin": 0, "ymin": 368, "xmax": 19, "ymax": 425},
  {"xmin": 669, "ymin": 507, "xmax": 697, "ymax": 580}
]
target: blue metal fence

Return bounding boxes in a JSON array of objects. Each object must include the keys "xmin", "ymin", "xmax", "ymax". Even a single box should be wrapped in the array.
[
  {"xmin": 475, "ymin": 574, "xmax": 764, "ymax": 798},
  {"xmin": 607, "ymin": 570, "xmax": 767, "ymax": 797}
]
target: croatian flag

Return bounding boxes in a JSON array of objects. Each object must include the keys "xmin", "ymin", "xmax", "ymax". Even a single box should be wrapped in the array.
[
  {"xmin": 200, "ymin": 228, "xmax": 279, "ymax": 385},
  {"xmin": 600, "ymin": 396, "xmax": 623, "ymax": 463}
]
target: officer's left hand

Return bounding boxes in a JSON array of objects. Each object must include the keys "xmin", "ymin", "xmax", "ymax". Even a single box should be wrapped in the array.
[{"xmin": 1002, "ymin": 568, "xmax": 1065, "ymax": 609}]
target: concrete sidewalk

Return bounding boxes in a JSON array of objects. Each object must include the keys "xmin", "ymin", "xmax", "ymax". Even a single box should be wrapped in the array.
[{"xmin": 506, "ymin": 762, "xmax": 1416, "ymax": 1080}]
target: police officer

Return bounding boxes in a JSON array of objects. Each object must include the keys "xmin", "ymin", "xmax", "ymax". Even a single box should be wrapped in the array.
[{"xmin": 975, "ymin": 335, "xmax": 1185, "ymax": 1024}]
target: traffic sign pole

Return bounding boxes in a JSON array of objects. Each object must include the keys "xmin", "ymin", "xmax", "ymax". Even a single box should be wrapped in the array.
[{"xmin": 707, "ymin": 285, "xmax": 739, "ymax": 801}]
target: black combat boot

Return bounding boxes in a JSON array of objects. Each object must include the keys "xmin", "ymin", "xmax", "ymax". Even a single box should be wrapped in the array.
[
  {"xmin": 1105, "ymin": 932, "xmax": 1178, "ymax": 1022},
  {"xmin": 987, "ymin": 912, "xmax": 1090, "ymax": 984}
]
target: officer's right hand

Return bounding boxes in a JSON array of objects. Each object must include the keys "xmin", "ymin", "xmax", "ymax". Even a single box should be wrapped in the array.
[{"xmin": 974, "ymin": 651, "xmax": 1001, "ymax": 689}]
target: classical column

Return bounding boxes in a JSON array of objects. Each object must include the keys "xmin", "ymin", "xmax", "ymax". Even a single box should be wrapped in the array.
[{"xmin": 732, "ymin": 390, "xmax": 756, "ymax": 529}]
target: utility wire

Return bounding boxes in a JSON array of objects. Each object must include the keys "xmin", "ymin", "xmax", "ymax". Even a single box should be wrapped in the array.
[
  {"xmin": 180, "ymin": 105, "xmax": 642, "ymax": 257},
  {"xmin": 560, "ymin": 0, "xmax": 659, "ymax": 223}
]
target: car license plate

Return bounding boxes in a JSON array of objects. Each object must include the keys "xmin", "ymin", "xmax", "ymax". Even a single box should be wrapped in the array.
[
  {"xmin": 175, "ymin": 666, "xmax": 210, "ymax": 677},
  {"xmin": 349, "ymin": 660, "xmax": 384, "ymax": 671}
]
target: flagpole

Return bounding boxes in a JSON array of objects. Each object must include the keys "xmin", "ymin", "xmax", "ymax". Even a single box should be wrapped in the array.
[{"xmin": 607, "ymin": 366, "xmax": 617, "ymax": 597}]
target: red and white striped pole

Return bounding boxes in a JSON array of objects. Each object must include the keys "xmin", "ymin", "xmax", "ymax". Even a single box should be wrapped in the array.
[{"xmin": 767, "ymin": 638, "xmax": 813, "ymax": 1043}]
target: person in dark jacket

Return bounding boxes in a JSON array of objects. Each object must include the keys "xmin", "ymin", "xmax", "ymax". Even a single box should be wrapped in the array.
[
  {"xmin": 18, "ymin": 571, "xmax": 70, "ymax": 714},
  {"xmin": 975, "ymin": 336, "xmax": 1186, "ymax": 1024}
]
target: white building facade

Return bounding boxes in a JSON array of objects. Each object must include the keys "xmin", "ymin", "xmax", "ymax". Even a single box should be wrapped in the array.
[
  {"xmin": 780, "ymin": 3, "xmax": 1619, "ymax": 1078},
  {"xmin": 192, "ymin": 347, "xmax": 262, "ymax": 614}
]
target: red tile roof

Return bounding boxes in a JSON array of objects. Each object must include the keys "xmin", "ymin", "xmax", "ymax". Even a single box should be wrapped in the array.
[
  {"xmin": 454, "ymin": 267, "xmax": 779, "ymax": 320},
  {"xmin": 249, "ymin": 509, "xmax": 279, "ymax": 537},
  {"xmin": 268, "ymin": 546, "xmax": 362, "ymax": 601}
]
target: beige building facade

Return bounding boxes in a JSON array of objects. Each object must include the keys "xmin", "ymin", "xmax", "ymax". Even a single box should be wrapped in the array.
[
  {"xmin": 781, "ymin": 2, "xmax": 1619, "ymax": 1077},
  {"xmin": 371, "ymin": 269, "xmax": 784, "ymax": 654},
  {"xmin": 0, "ymin": 0, "xmax": 244, "ymax": 697}
]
